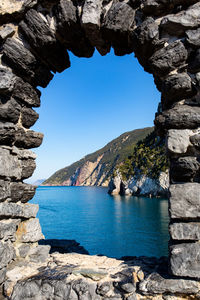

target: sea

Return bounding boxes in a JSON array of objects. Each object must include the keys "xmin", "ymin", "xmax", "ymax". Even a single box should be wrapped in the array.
[{"xmin": 30, "ymin": 186, "xmax": 169, "ymax": 258}]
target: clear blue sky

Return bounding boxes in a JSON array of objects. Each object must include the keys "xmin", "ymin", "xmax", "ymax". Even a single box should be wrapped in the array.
[{"xmin": 30, "ymin": 49, "xmax": 160, "ymax": 182}]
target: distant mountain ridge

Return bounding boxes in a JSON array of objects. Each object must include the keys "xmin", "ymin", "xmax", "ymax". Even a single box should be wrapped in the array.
[{"xmin": 43, "ymin": 127, "xmax": 153, "ymax": 187}]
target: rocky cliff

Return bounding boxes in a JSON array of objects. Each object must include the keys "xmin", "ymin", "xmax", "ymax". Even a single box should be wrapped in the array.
[
  {"xmin": 43, "ymin": 127, "xmax": 153, "ymax": 186},
  {"xmin": 108, "ymin": 131, "xmax": 169, "ymax": 197}
]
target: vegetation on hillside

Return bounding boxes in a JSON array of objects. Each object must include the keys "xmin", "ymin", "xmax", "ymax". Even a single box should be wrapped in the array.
[
  {"xmin": 44, "ymin": 127, "xmax": 153, "ymax": 185},
  {"xmin": 117, "ymin": 131, "xmax": 168, "ymax": 181}
]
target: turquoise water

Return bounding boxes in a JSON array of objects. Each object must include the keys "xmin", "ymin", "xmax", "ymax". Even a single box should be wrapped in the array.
[{"xmin": 30, "ymin": 186, "xmax": 169, "ymax": 258}]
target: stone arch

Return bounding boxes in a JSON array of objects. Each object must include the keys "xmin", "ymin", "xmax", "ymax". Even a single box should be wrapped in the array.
[{"xmin": 1, "ymin": 0, "xmax": 200, "ymax": 297}]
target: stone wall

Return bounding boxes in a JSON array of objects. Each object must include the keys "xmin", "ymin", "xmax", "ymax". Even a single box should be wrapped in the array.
[{"xmin": 1, "ymin": 0, "xmax": 200, "ymax": 298}]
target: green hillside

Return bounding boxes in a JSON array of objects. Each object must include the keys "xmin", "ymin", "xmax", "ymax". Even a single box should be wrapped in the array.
[{"xmin": 44, "ymin": 127, "xmax": 153, "ymax": 185}]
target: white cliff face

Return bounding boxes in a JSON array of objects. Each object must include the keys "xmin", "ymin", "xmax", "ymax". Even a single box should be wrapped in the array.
[{"xmin": 108, "ymin": 170, "xmax": 169, "ymax": 197}]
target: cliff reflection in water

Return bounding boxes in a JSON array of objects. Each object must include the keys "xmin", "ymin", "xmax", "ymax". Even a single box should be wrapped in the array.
[{"xmin": 31, "ymin": 186, "xmax": 169, "ymax": 258}]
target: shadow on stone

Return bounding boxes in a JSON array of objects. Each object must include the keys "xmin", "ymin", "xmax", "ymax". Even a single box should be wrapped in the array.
[{"xmin": 38, "ymin": 239, "xmax": 89, "ymax": 255}]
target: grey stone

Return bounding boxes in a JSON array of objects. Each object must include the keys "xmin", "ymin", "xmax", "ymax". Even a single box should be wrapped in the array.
[
  {"xmin": 11, "ymin": 147, "xmax": 37, "ymax": 160},
  {"xmin": 186, "ymin": 27, "xmax": 200, "ymax": 47},
  {"xmin": 0, "ymin": 267, "xmax": 6, "ymax": 285},
  {"xmin": 102, "ymin": 1, "xmax": 135, "ymax": 55},
  {"xmin": 15, "ymin": 128, "xmax": 43, "ymax": 149},
  {"xmin": 96, "ymin": 282, "xmax": 111, "ymax": 296},
  {"xmin": 0, "ymin": 66, "xmax": 15, "ymax": 94},
  {"xmin": 0, "ymin": 122, "xmax": 16, "ymax": 146},
  {"xmin": 21, "ymin": 158, "xmax": 36, "ymax": 180},
  {"xmin": 170, "ymin": 156, "xmax": 200, "ymax": 182},
  {"xmin": 0, "ymin": 240, "xmax": 15, "ymax": 268},
  {"xmin": 188, "ymin": 48, "xmax": 200, "ymax": 73},
  {"xmin": 0, "ymin": 148, "xmax": 22, "ymax": 180},
  {"xmin": 149, "ymin": 40, "xmax": 188, "ymax": 76},
  {"xmin": 170, "ymin": 222, "xmax": 200, "ymax": 240},
  {"xmin": 161, "ymin": 3, "xmax": 200, "ymax": 36},
  {"xmin": 190, "ymin": 134, "xmax": 200, "ymax": 148},
  {"xmin": 2, "ymin": 38, "xmax": 53, "ymax": 88},
  {"xmin": 18, "ymin": 244, "xmax": 30, "ymax": 258},
  {"xmin": 0, "ymin": 97, "xmax": 21, "ymax": 124},
  {"xmin": 19, "ymin": 9, "xmax": 70, "ymax": 73},
  {"xmin": 55, "ymin": 0, "xmax": 94, "ymax": 58},
  {"xmin": 170, "ymin": 242, "xmax": 200, "ymax": 278},
  {"xmin": 0, "ymin": 25, "xmax": 15, "ymax": 43},
  {"xmin": 155, "ymin": 105, "xmax": 200, "ymax": 130},
  {"xmin": 139, "ymin": 272, "xmax": 200, "ymax": 294},
  {"xmin": 0, "ymin": 180, "xmax": 10, "ymax": 202},
  {"xmin": 11, "ymin": 280, "xmax": 41, "ymax": 300},
  {"xmin": 0, "ymin": 219, "xmax": 19, "ymax": 241},
  {"xmin": 162, "ymin": 73, "xmax": 193, "ymax": 107},
  {"xmin": 119, "ymin": 282, "xmax": 136, "ymax": 293},
  {"xmin": 13, "ymin": 77, "xmax": 41, "ymax": 107},
  {"xmin": 0, "ymin": 202, "xmax": 39, "ymax": 219},
  {"xmin": 29, "ymin": 245, "xmax": 50, "ymax": 263},
  {"xmin": 16, "ymin": 218, "xmax": 44, "ymax": 243},
  {"xmin": 21, "ymin": 106, "xmax": 39, "ymax": 129},
  {"xmin": 73, "ymin": 269, "xmax": 107, "ymax": 281},
  {"xmin": 10, "ymin": 182, "xmax": 36, "ymax": 203},
  {"xmin": 169, "ymin": 183, "xmax": 200, "ymax": 219},
  {"xmin": 166, "ymin": 129, "xmax": 193, "ymax": 154},
  {"xmin": 126, "ymin": 294, "xmax": 137, "ymax": 300}
]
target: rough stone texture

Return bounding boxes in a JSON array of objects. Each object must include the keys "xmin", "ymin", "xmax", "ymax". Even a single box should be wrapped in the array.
[
  {"xmin": 0, "ymin": 97, "xmax": 21, "ymax": 124},
  {"xmin": 170, "ymin": 242, "xmax": 200, "ymax": 278},
  {"xmin": 29, "ymin": 245, "xmax": 50, "ymax": 263},
  {"xmin": 0, "ymin": 148, "xmax": 22, "ymax": 180},
  {"xmin": 186, "ymin": 27, "xmax": 200, "ymax": 47},
  {"xmin": 0, "ymin": 241, "xmax": 15, "ymax": 269},
  {"xmin": 0, "ymin": 203, "xmax": 38, "ymax": 219},
  {"xmin": 0, "ymin": 66, "xmax": 15, "ymax": 95},
  {"xmin": 166, "ymin": 129, "xmax": 193, "ymax": 154},
  {"xmin": 21, "ymin": 158, "xmax": 36, "ymax": 179},
  {"xmin": 0, "ymin": 180, "xmax": 10, "ymax": 202},
  {"xmin": 0, "ymin": 123, "xmax": 16, "ymax": 146},
  {"xmin": 0, "ymin": 219, "xmax": 19, "ymax": 241},
  {"xmin": 15, "ymin": 128, "xmax": 43, "ymax": 149},
  {"xmin": 10, "ymin": 182, "xmax": 36, "ymax": 203},
  {"xmin": 170, "ymin": 156, "xmax": 200, "ymax": 182},
  {"xmin": 169, "ymin": 183, "xmax": 200, "ymax": 219},
  {"xmin": 16, "ymin": 218, "xmax": 44, "ymax": 243},
  {"xmin": 170, "ymin": 222, "xmax": 200, "ymax": 240}
]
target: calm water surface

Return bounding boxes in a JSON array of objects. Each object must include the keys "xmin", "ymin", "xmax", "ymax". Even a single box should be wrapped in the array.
[{"xmin": 30, "ymin": 186, "xmax": 169, "ymax": 258}]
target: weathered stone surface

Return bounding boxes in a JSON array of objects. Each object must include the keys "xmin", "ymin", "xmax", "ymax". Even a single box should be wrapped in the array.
[
  {"xmin": 0, "ymin": 219, "xmax": 19, "ymax": 241},
  {"xmin": 13, "ymin": 77, "xmax": 41, "ymax": 107},
  {"xmin": 11, "ymin": 147, "xmax": 36, "ymax": 160},
  {"xmin": 0, "ymin": 241, "xmax": 15, "ymax": 269},
  {"xmin": 0, "ymin": 97, "xmax": 20, "ymax": 124},
  {"xmin": 39, "ymin": 239, "xmax": 89, "ymax": 255},
  {"xmin": 15, "ymin": 128, "xmax": 43, "ymax": 149},
  {"xmin": 55, "ymin": 0, "xmax": 94, "ymax": 58},
  {"xmin": 190, "ymin": 134, "xmax": 200, "ymax": 148},
  {"xmin": 0, "ymin": 66, "xmax": 15, "ymax": 94},
  {"xmin": 21, "ymin": 158, "xmax": 36, "ymax": 179},
  {"xmin": 186, "ymin": 27, "xmax": 200, "ymax": 47},
  {"xmin": 162, "ymin": 73, "xmax": 194, "ymax": 107},
  {"xmin": 139, "ymin": 272, "xmax": 200, "ymax": 294},
  {"xmin": 21, "ymin": 107, "xmax": 39, "ymax": 128},
  {"xmin": 2, "ymin": 38, "xmax": 53, "ymax": 88},
  {"xmin": 0, "ymin": 25, "xmax": 14, "ymax": 44},
  {"xmin": 96, "ymin": 282, "xmax": 111, "ymax": 296},
  {"xmin": 0, "ymin": 267, "xmax": 6, "ymax": 285},
  {"xmin": 0, "ymin": 148, "xmax": 21, "ymax": 180},
  {"xmin": 161, "ymin": 3, "xmax": 200, "ymax": 36},
  {"xmin": 170, "ymin": 156, "xmax": 200, "ymax": 182},
  {"xmin": 10, "ymin": 182, "xmax": 36, "ymax": 203},
  {"xmin": 155, "ymin": 105, "xmax": 200, "ymax": 130},
  {"xmin": 0, "ymin": 180, "xmax": 10, "ymax": 202},
  {"xmin": 150, "ymin": 41, "xmax": 188, "ymax": 76},
  {"xmin": 188, "ymin": 48, "xmax": 200, "ymax": 73},
  {"xmin": 102, "ymin": 1, "xmax": 135, "ymax": 55},
  {"xmin": 19, "ymin": 9, "xmax": 70, "ymax": 73},
  {"xmin": 166, "ymin": 129, "xmax": 193, "ymax": 154},
  {"xmin": 18, "ymin": 244, "xmax": 30, "ymax": 258},
  {"xmin": 0, "ymin": 123, "xmax": 16, "ymax": 146},
  {"xmin": 169, "ymin": 183, "xmax": 200, "ymax": 219},
  {"xmin": 81, "ymin": 0, "xmax": 109, "ymax": 55},
  {"xmin": 170, "ymin": 242, "xmax": 200, "ymax": 278},
  {"xmin": 0, "ymin": 203, "xmax": 38, "ymax": 219},
  {"xmin": 29, "ymin": 245, "xmax": 50, "ymax": 263},
  {"xmin": 16, "ymin": 218, "xmax": 44, "ymax": 243},
  {"xmin": 170, "ymin": 222, "xmax": 200, "ymax": 240}
]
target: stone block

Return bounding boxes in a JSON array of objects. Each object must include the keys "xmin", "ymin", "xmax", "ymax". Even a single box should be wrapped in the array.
[
  {"xmin": 15, "ymin": 128, "xmax": 43, "ymax": 149},
  {"xmin": 139, "ymin": 272, "xmax": 200, "ymax": 294},
  {"xmin": 166, "ymin": 129, "xmax": 193, "ymax": 154},
  {"xmin": 0, "ymin": 97, "xmax": 21, "ymax": 124},
  {"xmin": 150, "ymin": 40, "xmax": 188, "ymax": 76},
  {"xmin": 21, "ymin": 158, "xmax": 36, "ymax": 179},
  {"xmin": 170, "ymin": 242, "xmax": 200, "ymax": 278},
  {"xmin": 0, "ymin": 240, "xmax": 15, "ymax": 269},
  {"xmin": 0, "ymin": 122, "xmax": 16, "ymax": 146},
  {"xmin": 0, "ymin": 219, "xmax": 19, "ymax": 241},
  {"xmin": 18, "ymin": 244, "xmax": 30, "ymax": 258},
  {"xmin": 0, "ymin": 25, "xmax": 15, "ymax": 43},
  {"xmin": 0, "ymin": 148, "xmax": 22, "ymax": 180},
  {"xmin": 0, "ymin": 180, "xmax": 10, "ymax": 202},
  {"xmin": 16, "ymin": 218, "xmax": 44, "ymax": 243},
  {"xmin": 10, "ymin": 182, "xmax": 36, "ymax": 203},
  {"xmin": 188, "ymin": 48, "xmax": 200, "ymax": 73},
  {"xmin": 0, "ymin": 267, "xmax": 6, "ymax": 284},
  {"xmin": 169, "ymin": 183, "xmax": 200, "ymax": 219},
  {"xmin": 0, "ymin": 66, "xmax": 15, "ymax": 94},
  {"xmin": 2, "ymin": 38, "xmax": 53, "ymax": 88},
  {"xmin": 19, "ymin": 9, "xmax": 70, "ymax": 73},
  {"xmin": 170, "ymin": 222, "xmax": 200, "ymax": 240},
  {"xmin": 13, "ymin": 77, "xmax": 40, "ymax": 107},
  {"xmin": 0, "ymin": 203, "xmax": 38, "ymax": 219},
  {"xmin": 21, "ymin": 107, "xmax": 39, "ymax": 129},
  {"xmin": 170, "ymin": 156, "xmax": 200, "ymax": 182},
  {"xmin": 186, "ymin": 27, "xmax": 200, "ymax": 47}
]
